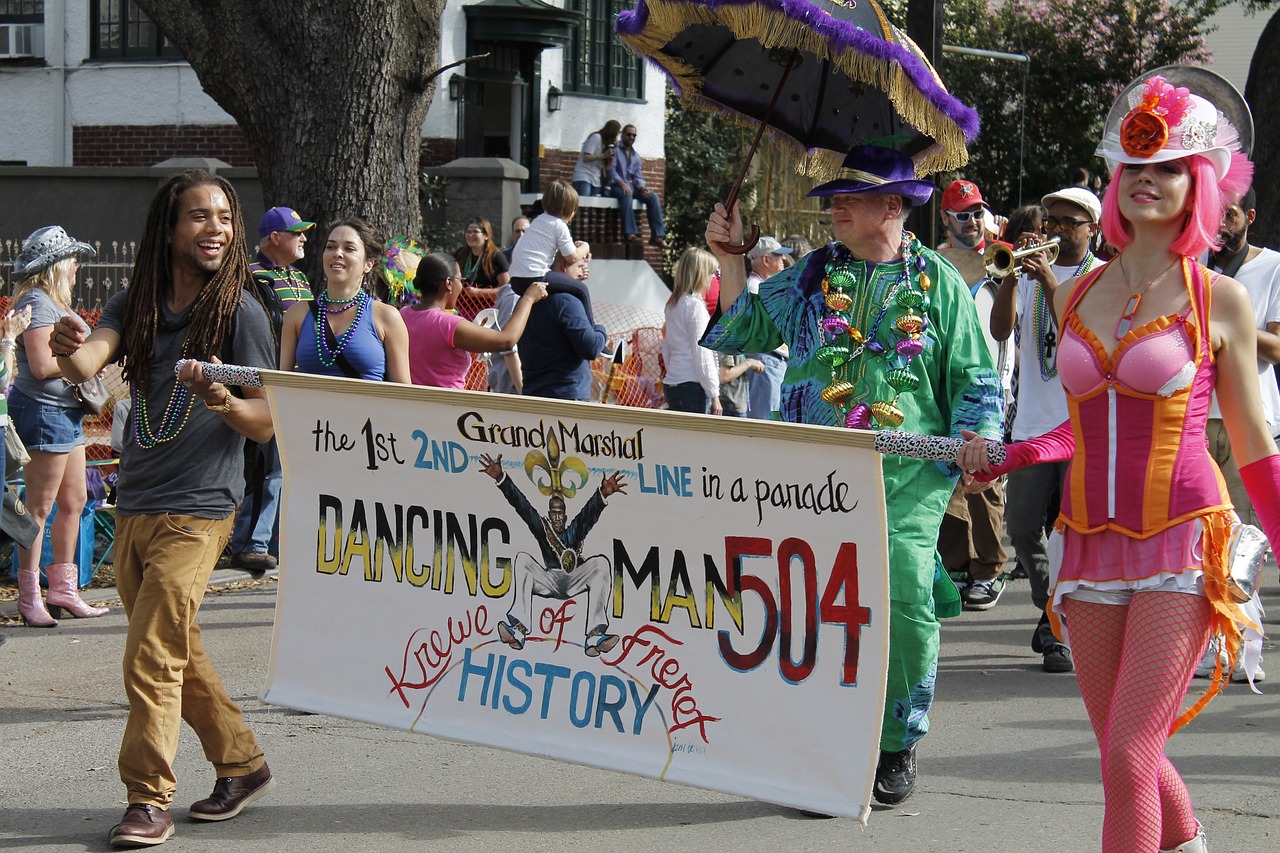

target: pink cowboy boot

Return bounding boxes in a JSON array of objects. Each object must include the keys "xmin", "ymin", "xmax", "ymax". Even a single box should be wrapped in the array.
[
  {"xmin": 44, "ymin": 563, "xmax": 108, "ymax": 619},
  {"xmin": 17, "ymin": 566, "xmax": 58, "ymax": 627}
]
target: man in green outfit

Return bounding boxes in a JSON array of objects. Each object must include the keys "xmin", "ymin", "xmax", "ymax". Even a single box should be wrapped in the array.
[{"xmin": 702, "ymin": 145, "xmax": 1004, "ymax": 805}]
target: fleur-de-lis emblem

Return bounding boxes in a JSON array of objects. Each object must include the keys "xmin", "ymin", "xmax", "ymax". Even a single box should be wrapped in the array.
[{"xmin": 524, "ymin": 432, "xmax": 589, "ymax": 498}]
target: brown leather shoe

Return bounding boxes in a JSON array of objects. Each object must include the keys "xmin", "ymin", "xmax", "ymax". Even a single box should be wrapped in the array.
[
  {"xmin": 188, "ymin": 762, "xmax": 277, "ymax": 821},
  {"xmin": 109, "ymin": 804, "xmax": 174, "ymax": 847}
]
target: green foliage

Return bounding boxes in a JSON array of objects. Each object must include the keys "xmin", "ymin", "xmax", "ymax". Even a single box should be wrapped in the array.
[
  {"xmin": 935, "ymin": 0, "xmax": 1217, "ymax": 212},
  {"xmin": 662, "ymin": 88, "xmax": 759, "ymax": 264}
]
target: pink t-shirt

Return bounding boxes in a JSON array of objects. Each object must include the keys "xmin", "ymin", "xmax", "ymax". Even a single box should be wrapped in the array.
[{"xmin": 400, "ymin": 306, "xmax": 473, "ymax": 388}]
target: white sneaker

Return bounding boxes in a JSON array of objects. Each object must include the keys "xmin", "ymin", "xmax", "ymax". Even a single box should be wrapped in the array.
[
  {"xmin": 1193, "ymin": 638, "xmax": 1225, "ymax": 679},
  {"xmin": 1232, "ymin": 655, "xmax": 1265, "ymax": 684}
]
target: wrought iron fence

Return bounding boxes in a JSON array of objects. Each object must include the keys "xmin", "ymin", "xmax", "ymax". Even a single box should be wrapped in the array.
[{"xmin": 0, "ymin": 237, "xmax": 136, "ymax": 312}]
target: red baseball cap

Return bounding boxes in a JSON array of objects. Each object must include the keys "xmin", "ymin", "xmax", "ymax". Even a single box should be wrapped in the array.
[{"xmin": 941, "ymin": 180, "xmax": 985, "ymax": 212}]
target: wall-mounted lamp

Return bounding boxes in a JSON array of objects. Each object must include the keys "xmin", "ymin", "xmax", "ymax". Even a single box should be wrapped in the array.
[
  {"xmin": 546, "ymin": 85, "xmax": 562, "ymax": 113},
  {"xmin": 448, "ymin": 74, "xmax": 462, "ymax": 102}
]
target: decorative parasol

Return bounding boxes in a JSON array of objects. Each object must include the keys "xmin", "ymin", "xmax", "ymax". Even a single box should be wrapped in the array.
[{"xmin": 617, "ymin": 0, "xmax": 980, "ymax": 251}]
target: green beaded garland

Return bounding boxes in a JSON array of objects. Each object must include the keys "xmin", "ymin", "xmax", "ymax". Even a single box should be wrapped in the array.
[
  {"xmin": 896, "ymin": 289, "xmax": 924, "ymax": 310},
  {"xmin": 885, "ymin": 367, "xmax": 919, "ymax": 393},
  {"xmin": 827, "ymin": 268, "xmax": 856, "ymax": 292},
  {"xmin": 815, "ymin": 344, "xmax": 851, "ymax": 367}
]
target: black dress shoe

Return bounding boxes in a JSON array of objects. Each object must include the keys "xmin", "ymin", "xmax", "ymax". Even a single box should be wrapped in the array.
[
  {"xmin": 109, "ymin": 803, "xmax": 174, "ymax": 847},
  {"xmin": 1043, "ymin": 644, "xmax": 1074, "ymax": 673},
  {"xmin": 873, "ymin": 746, "xmax": 917, "ymax": 805},
  {"xmin": 189, "ymin": 762, "xmax": 277, "ymax": 821}
]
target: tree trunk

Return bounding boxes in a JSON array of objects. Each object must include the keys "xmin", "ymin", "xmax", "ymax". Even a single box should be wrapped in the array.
[
  {"xmin": 1245, "ymin": 10, "xmax": 1280, "ymax": 248},
  {"xmin": 136, "ymin": 0, "xmax": 447, "ymax": 249}
]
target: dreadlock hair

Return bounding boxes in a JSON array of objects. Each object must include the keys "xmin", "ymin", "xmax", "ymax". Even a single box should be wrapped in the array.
[{"xmin": 122, "ymin": 170, "xmax": 255, "ymax": 393}]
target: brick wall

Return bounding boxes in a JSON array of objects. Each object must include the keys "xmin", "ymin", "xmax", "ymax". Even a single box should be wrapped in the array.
[
  {"xmin": 73, "ymin": 125, "xmax": 256, "ymax": 167},
  {"xmin": 420, "ymin": 137, "xmax": 458, "ymax": 169},
  {"xmin": 537, "ymin": 145, "xmax": 667, "ymax": 267},
  {"xmin": 422, "ymin": 138, "xmax": 669, "ymax": 269}
]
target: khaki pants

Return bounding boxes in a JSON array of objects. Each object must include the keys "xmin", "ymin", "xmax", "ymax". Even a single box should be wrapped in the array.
[
  {"xmin": 114, "ymin": 513, "xmax": 264, "ymax": 808},
  {"xmin": 1207, "ymin": 418, "xmax": 1256, "ymax": 527},
  {"xmin": 938, "ymin": 478, "xmax": 1007, "ymax": 582}
]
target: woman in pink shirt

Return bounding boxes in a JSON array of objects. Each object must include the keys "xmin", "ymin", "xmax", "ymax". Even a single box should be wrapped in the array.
[{"xmin": 397, "ymin": 252, "xmax": 546, "ymax": 388}]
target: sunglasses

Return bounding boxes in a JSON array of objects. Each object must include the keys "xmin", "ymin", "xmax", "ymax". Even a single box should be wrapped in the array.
[
  {"xmin": 946, "ymin": 209, "xmax": 986, "ymax": 223},
  {"xmin": 1044, "ymin": 217, "xmax": 1091, "ymax": 232}
]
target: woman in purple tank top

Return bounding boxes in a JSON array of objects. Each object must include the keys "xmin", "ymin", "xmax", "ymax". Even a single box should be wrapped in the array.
[{"xmin": 279, "ymin": 217, "xmax": 409, "ymax": 382}]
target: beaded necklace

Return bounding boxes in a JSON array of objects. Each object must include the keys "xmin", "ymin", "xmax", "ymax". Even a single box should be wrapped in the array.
[
  {"xmin": 324, "ymin": 292, "xmax": 360, "ymax": 313},
  {"xmin": 315, "ymin": 288, "xmax": 370, "ymax": 368},
  {"xmin": 132, "ymin": 384, "xmax": 196, "ymax": 449},
  {"xmin": 133, "ymin": 341, "xmax": 196, "ymax": 449},
  {"xmin": 461, "ymin": 252, "xmax": 482, "ymax": 284},
  {"xmin": 1033, "ymin": 251, "xmax": 1097, "ymax": 380},
  {"xmin": 816, "ymin": 232, "xmax": 931, "ymax": 430}
]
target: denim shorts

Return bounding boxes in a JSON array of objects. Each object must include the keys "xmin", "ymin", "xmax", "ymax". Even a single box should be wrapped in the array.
[{"xmin": 8, "ymin": 388, "xmax": 85, "ymax": 453}]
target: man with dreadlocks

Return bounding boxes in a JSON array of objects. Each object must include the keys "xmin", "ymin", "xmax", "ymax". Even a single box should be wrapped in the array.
[{"xmin": 51, "ymin": 170, "xmax": 278, "ymax": 848}]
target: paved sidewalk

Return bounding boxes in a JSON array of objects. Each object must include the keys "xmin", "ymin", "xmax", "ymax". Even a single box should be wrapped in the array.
[{"xmin": 1, "ymin": 572, "xmax": 1276, "ymax": 852}]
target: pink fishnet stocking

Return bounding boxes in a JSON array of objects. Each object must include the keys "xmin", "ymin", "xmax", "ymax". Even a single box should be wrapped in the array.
[{"xmin": 1062, "ymin": 592, "xmax": 1212, "ymax": 853}]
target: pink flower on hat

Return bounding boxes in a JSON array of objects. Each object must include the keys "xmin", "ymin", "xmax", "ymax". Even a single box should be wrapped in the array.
[
  {"xmin": 1141, "ymin": 76, "xmax": 1192, "ymax": 126},
  {"xmin": 1120, "ymin": 76, "xmax": 1206, "ymax": 159}
]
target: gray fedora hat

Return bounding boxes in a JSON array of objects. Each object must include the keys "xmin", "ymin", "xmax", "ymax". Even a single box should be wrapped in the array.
[{"xmin": 12, "ymin": 226, "xmax": 96, "ymax": 280}]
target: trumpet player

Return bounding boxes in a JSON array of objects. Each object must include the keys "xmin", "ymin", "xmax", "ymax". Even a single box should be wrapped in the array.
[{"xmin": 988, "ymin": 186, "xmax": 1102, "ymax": 673}]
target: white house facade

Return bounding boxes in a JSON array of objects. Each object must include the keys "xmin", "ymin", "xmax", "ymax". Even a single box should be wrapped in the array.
[{"xmin": 0, "ymin": 0, "xmax": 667, "ymax": 192}]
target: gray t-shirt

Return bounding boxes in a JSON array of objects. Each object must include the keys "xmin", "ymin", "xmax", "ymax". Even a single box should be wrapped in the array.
[
  {"xmin": 719, "ymin": 353, "xmax": 750, "ymax": 415},
  {"xmin": 486, "ymin": 284, "xmax": 520, "ymax": 395},
  {"xmin": 14, "ymin": 288, "xmax": 79, "ymax": 408},
  {"xmin": 98, "ymin": 288, "xmax": 275, "ymax": 518}
]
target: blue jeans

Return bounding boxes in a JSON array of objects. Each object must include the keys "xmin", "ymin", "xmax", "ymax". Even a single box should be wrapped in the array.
[
  {"xmin": 572, "ymin": 181, "xmax": 603, "ymax": 197},
  {"xmin": 611, "ymin": 184, "xmax": 665, "ymax": 239},
  {"xmin": 664, "ymin": 381, "xmax": 708, "ymax": 414},
  {"xmin": 9, "ymin": 389, "xmax": 85, "ymax": 452},
  {"xmin": 747, "ymin": 352, "xmax": 787, "ymax": 420},
  {"xmin": 230, "ymin": 439, "xmax": 282, "ymax": 557}
]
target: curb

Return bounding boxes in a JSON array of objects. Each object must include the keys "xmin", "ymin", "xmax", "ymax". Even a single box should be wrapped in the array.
[{"xmin": 0, "ymin": 565, "xmax": 279, "ymax": 619}]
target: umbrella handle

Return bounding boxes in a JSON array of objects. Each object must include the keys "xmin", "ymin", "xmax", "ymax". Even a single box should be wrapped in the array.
[
  {"xmin": 714, "ymin": 182, "xmax": 761, "ymax": 255},
  {"xmin": 715, "ymin": 224, "xmax": 760, "ymax": 255}
]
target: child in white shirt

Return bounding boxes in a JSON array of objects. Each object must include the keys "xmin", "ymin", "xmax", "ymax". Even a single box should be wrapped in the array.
[{"xmin": 508, "ymin": 179, "xmax": 594, "ymax": 323}]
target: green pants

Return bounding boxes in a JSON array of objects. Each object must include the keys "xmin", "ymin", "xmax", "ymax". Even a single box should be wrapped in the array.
[{"xmin": 881, "ymin": 596, "xmax": 941, "ymax": 752}]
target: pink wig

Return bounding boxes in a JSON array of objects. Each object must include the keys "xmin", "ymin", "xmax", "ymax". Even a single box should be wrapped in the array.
[{"xmin": 1101, "ymin": 153, "xmax": 1253, "ymax": 258}]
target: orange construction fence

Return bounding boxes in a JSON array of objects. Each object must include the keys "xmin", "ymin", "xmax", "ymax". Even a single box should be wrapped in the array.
[{"xmin": 0, "ymin": 289, "xmax": 672, "ymax": 465}]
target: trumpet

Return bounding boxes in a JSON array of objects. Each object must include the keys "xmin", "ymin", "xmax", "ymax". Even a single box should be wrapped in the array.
[{"xmin": 983, "ymin": 236, "xmax": 1061, "ymax": 279}]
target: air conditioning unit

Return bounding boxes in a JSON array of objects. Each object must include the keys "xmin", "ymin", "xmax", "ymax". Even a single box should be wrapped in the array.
[{"xmin": 0, "ymin": 23, "xmax": 43, "ymax": 59}]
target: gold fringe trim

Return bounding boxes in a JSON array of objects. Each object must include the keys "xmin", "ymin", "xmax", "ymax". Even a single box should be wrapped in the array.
[{"xmin": 618, "ymin": 0, "xmax": 971, "ymax": 180}]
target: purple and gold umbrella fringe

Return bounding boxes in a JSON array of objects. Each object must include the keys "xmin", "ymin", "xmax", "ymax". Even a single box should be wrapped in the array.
[
  {"xmin": 677, "ymin": 87, "xmax": 954, "ymax": 181},
  {"xmin": 617, "ymin": 0, "xmax": 977, "ymax": 178}
]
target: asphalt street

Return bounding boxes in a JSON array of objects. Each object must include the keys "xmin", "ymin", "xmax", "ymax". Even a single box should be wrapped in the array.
[{"xmin": 2, "ymin": 568, "xmax": 1276, "ymax": 853}]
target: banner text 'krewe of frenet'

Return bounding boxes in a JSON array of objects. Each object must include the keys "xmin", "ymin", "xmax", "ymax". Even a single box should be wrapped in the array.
[{"xmin": 259, "ymin": 371, "xmax": 890, "ymax": 822}]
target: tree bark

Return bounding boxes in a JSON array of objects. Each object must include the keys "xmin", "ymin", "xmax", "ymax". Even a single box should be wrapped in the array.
[
  {"xmin": 136, "ymin": 0, "xmax": 447, "ymax": 247},
  {"xmin": 1245, "ymin": 10, "xmax": 1280, "ymax": 248}
]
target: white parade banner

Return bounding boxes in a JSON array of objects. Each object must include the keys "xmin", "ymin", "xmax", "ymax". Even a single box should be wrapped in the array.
[{"xmin": 259, "ymin": 370, "xmax": 890, "ymax": 822}]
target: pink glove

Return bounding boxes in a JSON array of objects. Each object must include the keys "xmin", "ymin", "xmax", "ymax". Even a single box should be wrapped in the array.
[
  {"xmin": 975, "ymin": 419, "xmax": 1075, "ymax": 481},
  {"xmin": 1239, "ymin": 453, "xmax": 1280, "ymax": 556}
]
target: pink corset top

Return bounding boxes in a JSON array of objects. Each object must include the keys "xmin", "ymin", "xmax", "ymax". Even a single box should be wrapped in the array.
[{"xmin": 1057, "ymin": 309, "xmax": 1197, "ymax": 399}]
